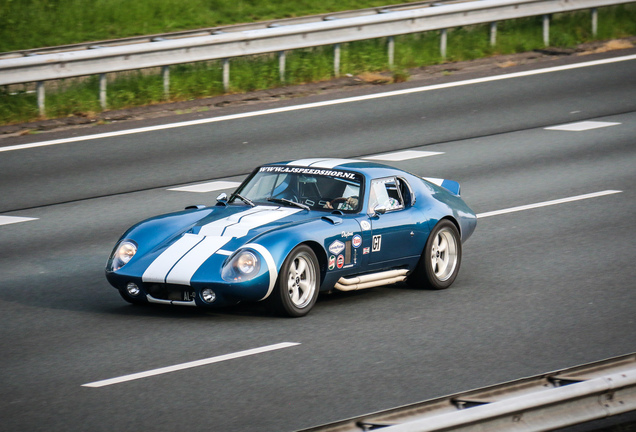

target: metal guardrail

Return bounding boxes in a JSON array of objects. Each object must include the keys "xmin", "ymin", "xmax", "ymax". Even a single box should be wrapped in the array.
[
  {"xmin": 299, "ymin": 353, "xmax": 636, "ymax": 432},
  {"xmin": 0, "ymin": 0, "xmax": 633, "ymax": 114},
  {"xmin": 0, "ymin": 0, "xmax": 460, "ymax": 60},
  {"xmin": 2, "ymin": 0, "xmax": 631, "ymax": 86}
]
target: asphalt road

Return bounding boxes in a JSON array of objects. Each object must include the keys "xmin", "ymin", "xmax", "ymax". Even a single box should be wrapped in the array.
[{"xmin": 1, "ymin": 51, "xmax": 635, "ymax": 431}]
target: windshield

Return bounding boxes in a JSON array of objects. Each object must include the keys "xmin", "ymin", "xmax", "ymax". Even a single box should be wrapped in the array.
[{"xmin": 230, "ymin": 165, "xmax": 363, "ymax": 213}]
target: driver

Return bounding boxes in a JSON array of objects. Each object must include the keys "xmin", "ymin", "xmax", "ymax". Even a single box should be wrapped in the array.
[{"xmin": 324, "ymin": 196, "xmax": 359, "ymax": 210}]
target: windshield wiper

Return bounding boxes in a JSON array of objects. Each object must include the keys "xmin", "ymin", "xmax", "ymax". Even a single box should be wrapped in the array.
[
  {"xmin": 267, "ymin": 197, "xmax": 310, "ymax": 211},
  {"xmin": 231, "ymin": 193, "xmax": 255, "ymax": 207}
]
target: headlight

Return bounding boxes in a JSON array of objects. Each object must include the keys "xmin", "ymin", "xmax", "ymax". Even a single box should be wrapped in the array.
[
  {"xmin": 236, "ymin": 251, "xmax": 258, "ymax": 274},
  {"xmin": 110, "ymin": 241, "xmax": 137, "ymax": 271},
  {"xmin": 221, "ymin": 250, "xmax": 261, "ymax": 281}
]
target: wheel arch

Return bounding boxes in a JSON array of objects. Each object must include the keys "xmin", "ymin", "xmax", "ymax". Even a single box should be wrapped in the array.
[
  {"xmin": 299, "ymin": 240, "xmax": 327, "ymax": 286},
  {"xmin": 439, "ymin": 215, "xmax": 461, "ymax": 237}
]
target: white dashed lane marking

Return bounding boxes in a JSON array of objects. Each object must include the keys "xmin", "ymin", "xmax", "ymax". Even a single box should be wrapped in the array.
[
  {"xmin": 83, "ymin": 342, "xmax": 300, "ymax": 388},
  {"xmin": 545, "ymin": 121, "xmax": 621, "ymax": 131},
  {"xmin": 168, "ymin": 181, "xmax": 241, "ymax": 193},
  {"xmin": 477, "ymin": 190, "xmax": 622, "ymax": 218},
  {"xmin": 0, "ymin": 216, "xmax": 38, "ymax": 226},
  {"xmin": 363, "ymin": 150, "xmax": 444, "ymax": 161}
]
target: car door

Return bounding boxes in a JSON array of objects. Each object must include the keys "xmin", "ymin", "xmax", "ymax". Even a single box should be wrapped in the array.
[{"xmin": 365, "ymin": 176, "xmax": 429, "ymax": 268}]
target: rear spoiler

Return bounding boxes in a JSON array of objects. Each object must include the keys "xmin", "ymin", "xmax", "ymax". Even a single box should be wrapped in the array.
[{"xmin": 423, "ymin": 177, "xmax": 461, "ymax": 196}]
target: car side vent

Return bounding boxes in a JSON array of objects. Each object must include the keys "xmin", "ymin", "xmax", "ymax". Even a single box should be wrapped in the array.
[{"xmin": 321, "ymin": 216, "xmax": 343, "ymax": 225}]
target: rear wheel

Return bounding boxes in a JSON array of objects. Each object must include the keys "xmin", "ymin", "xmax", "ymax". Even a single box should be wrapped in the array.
[
  {"xmin": 409, "ymin": 220, "xmax": 462, "ymax": 290},
  {"xmin": 269, "ymin": 245, "xmax": 320, "ymax": 317}
]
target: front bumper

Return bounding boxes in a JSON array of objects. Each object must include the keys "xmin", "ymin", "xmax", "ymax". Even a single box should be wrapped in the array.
[{"xmin": 105, "ymin": 272, "xmax": 272, "ymax": 308}]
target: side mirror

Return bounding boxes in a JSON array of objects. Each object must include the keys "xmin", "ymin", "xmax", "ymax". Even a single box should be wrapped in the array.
[
  {"xmin": 372, "ymin": 205, "xmax": 387, "ymax": 216},
  {"xmin": 216, "ymin": 193, "xmax": 228, "ymax": 206}
]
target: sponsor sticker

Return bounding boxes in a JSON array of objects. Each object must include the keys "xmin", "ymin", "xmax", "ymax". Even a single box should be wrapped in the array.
[
  {"xmin": 328, "ymin": 255, "xmax": 336, "ymax": 271},
  {"xmin": 341, "ymin": 231, "xmax": 353, "ymax": 238},
  {"xmin": 329, "ymin": 240, "xmax": 345, "ymax": 255},
  {"xmin": 337, "ymin": 254, "xmax": 345, "ymax": 269},
  {"xmin": 259, "ymin": 165, "xmax": 358, "ymax": 181},
  {"xmin": 360, "ymin": 220, "xmax": 371, "ymax": 231},
  {"xmin": 352, "ymin": 234, "xmax": 362, "ymax": 248},
  {"xmin": 363, "ymin": 247, "xmax": 370, "ymax": 255},
  {"xmin": 372, "ymin": 235, "xmax": 382, "ymax": 252}
]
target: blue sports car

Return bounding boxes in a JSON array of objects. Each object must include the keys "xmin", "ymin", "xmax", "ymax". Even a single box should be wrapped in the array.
[{"xmin": 106, "ymin": 158, "xmax": 477, "ymax": 317}]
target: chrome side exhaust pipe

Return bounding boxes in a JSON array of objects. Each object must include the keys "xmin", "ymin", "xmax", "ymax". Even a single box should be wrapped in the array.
[{"xmin": 334, "ymin": 269, "xmax": 408, "ymax": 291}]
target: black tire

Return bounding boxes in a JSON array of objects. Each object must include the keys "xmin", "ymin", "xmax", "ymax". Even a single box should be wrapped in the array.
[
  {"xmin": 408, "ymin": 219, "xmax": 462, "ymax": 290},
  {"xmin": 118, "ymin": 289, "xmax": 147, "ymax": 305},
  {"xmin": 269, "ymin": 245, "xmax": 320, "ymax": 317}
]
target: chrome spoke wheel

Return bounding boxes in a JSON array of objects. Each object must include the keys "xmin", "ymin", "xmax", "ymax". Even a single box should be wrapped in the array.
[
  {"xmin": 285, "ymin": 253, "xmax": 316, "ymax": 309},
  {"xmin": 407, "ymin": 219, "xmax": 462, "ymax": 290},
  {"xmin": 430, "ymin": 227, "xmax": 458, "ymax": 282}
]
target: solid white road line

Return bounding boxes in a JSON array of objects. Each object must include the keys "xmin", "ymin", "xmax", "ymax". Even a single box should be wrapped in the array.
[
  {"xmin": 0, "ymin": 216, "xmax": 38, "ymax": 226},
  {"xmin": 2, "ymin": 54, "xmax": 635, "ymax": 154},
  {"xmin": 476, "ymin": 190, "xmax": 622, "ymax": 219},
  {"xmin": 545, "ymin": 121, "xmax": 621, "ymax": 131},
  {"xmin": 363, "ymin": 150, "xmax": 444, "ymax": 161},
  {"xmin": 82, "ymin": 342, "xmax": 300, "ymax": 388}
]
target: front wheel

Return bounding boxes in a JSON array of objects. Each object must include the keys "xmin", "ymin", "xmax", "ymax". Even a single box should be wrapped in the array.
[
  {"xmin": 269, "ymin": 245, "xmax": 320, "ymax": 317},
  {"xmin": 409, "ymin": 220, "xmax": 462, "ymax": 290}
]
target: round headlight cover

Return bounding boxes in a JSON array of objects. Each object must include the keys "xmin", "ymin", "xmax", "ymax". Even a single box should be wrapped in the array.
[
  {"xmin": 111, "ymin": 241, "xmax": 137, "ymax": 271},
  {"xmin": 236, "ymin": 251, "xmax": 258, "ymax": 274},
  {"xmin": 222, "ymin": 249, "xmax": 261, "ymax": 281}
]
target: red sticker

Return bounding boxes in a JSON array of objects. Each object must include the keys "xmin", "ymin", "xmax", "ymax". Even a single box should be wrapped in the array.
[{"xmin": 337, "ymin": 254, "xmax": 345, "ymax": 269}]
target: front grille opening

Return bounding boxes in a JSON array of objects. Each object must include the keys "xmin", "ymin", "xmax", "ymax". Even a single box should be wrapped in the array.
[{"xmin": 146, "ymin": 284, "xmax": 196, "ymax": 302}]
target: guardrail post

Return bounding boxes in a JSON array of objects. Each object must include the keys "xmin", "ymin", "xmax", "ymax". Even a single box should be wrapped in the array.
[
  {"xmin": 591, "ymin": 8, "xmax": 598, "ymax": 37},
  {"xmin": 162, "ymin": 66, "xmax": 170, "ymax": 99},
  {"xmin": 223, "ymin": 59, "xmax": 230, "ymax": 92},
  {"xmin": 490, "ymin": 22, "xmax": 497, "ymax": 46},
  {"xmin": 543, "ymin": 14, "xmax": 551, "ymax": 46},
  {"xmin": 99, "ymin": 73, "xmax": 107, "ymax": 109},
  {"xmin": 36, "ymin": 81, "xmax": 45, "ymax": 117},
  {"xmin": 440, "ymin": 28, "xmax": 448, "ymax": 59},
  {"xmin": 334, "ymin": 43, "xmax": 341, "ymax": 77},
  {"xmin": 279, "ymin": 51, "xmax": 286, "ymax": 83},
  {"xmin": 388, "ymin": 36, "xmax": 395, "ymax": 68}
]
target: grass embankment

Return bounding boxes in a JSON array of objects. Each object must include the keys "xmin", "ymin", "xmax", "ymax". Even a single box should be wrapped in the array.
[{"xmin": 1, "ymin": 1, "xmax": 635, "ymax": 125}]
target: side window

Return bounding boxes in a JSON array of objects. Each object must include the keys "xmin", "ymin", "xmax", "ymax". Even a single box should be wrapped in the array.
[
  {"xmin": 397, "ymin": 177, "xmax": 415, "ymax": 207},
  {"xmin": 368, "ymin": 177, "xmax": 404, "ymax": 213}
]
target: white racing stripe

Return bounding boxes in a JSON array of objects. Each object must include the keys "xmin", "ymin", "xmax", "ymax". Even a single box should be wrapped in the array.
[
  {"xmin": 243, "ymin": 243, "xmax": 278, "ymax": 301},
  {"xmin": 199, "ymin": 206, "xmax": 299, "ymax": 237},
  {"xmin": 4, "ymin": 54, "xmax": 635, "ymax": 154},
  {"xmin": 477, "ymin": 190, "xmax": 622, "ymax": 218},
  {"xmin": 82, "ymin": 342, "xmax": 300, "ymax": 388},
  {"xmin": 165, "ymin": 236, "xmax": 231, "ymax": 285},
  {"xmin": 142, "ymin": 234, "xmax": 204, "ymax": 283},
  {"xmin": 142, "ymin": 206, "xmax": 300, "ymax": 285}
]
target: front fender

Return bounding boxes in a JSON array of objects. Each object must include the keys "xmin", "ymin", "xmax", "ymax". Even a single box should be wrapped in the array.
[{"xmin": 245, "ymin": 216, "xmax": 362, "ymax": 292}]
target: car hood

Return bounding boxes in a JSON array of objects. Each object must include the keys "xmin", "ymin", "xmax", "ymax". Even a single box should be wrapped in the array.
[{"xmin": 136, "ymin": 204, "xmax": 318, "ymax": 285}]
